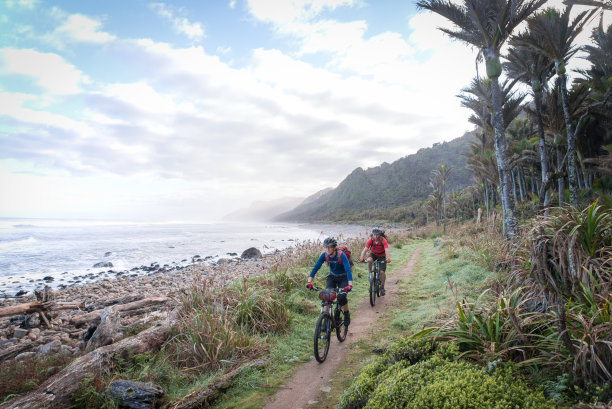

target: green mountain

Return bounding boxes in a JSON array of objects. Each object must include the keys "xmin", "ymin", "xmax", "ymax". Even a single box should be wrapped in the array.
[{"xmin": 276, "ymin": 132, "xmax": 476, "ymax": 223}]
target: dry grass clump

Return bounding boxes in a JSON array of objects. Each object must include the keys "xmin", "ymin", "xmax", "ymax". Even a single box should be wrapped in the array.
[
  {"xmin": 0, "ymin": 354, "xmax": 74, "ymax": 399},
  {"xmin": 173, "ymin": 277, "xmax": 270, "ymax": 371}
]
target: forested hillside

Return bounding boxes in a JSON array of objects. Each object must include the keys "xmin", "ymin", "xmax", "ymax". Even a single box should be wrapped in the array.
[{"xmin": 276, "ymin": 132, "xmax": 475, "ymax": 223}]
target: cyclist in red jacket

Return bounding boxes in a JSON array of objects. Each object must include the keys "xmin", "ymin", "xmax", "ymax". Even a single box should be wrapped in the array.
[{"xmin": 359, "ymin": 228, "xmax": 390, "ymax": 295}]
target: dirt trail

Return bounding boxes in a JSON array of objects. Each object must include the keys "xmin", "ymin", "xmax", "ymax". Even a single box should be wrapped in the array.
[{"xmin": 263, "ymin": 247, "xmax": 423, "ymax": 409}]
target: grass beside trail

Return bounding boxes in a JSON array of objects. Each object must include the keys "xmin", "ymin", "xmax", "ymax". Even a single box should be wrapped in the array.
[{"xmin": 212, "ymin": 238, "xmax": 497, "ymax": 408}]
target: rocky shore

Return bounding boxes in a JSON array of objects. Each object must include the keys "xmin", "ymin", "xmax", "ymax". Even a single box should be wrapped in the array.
[{"xmin": 0, "ymin": 246, "xmax": 285, "ymax": 363}]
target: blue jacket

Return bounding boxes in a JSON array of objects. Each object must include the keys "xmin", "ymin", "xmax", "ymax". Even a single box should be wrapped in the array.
[{"xmin": 309, "ymin": 251, "xmax": 352, "ymax": 281}]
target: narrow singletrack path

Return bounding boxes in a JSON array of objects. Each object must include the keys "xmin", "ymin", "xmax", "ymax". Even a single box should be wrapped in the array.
[{"xmin": 263, "ymin": 246, "xmax": 424, "ymax": 409}]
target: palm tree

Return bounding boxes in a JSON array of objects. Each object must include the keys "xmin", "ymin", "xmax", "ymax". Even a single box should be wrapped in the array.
[
  {"xmin": 519, "ymin": 6, "xmax": 597, "ymax": 207},
  {"xmin": 416, "ymin": 0, "xmax": 546, "ymax": 238},
  {"xmin": 505, "ymin": 34, "xmax": 555, "ymax": 209},
  {"xmin": 578, "ymin": 22, "xmax": 612, "ymax": 190}
]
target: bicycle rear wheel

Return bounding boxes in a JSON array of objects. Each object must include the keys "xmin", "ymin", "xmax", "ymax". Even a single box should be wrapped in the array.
[
  {"xmin": 314, "ymin": 313, "xmax": 330, "ymax": 363},
  {"xmin": 335, "ymin": 308, "xmax": 348, "ymax": 342}
]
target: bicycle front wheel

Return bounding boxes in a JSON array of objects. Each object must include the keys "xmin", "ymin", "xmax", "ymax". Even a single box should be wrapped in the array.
[
  {"xmin": 314, "ymin": 313, "xmax": 331, "ymax": 363},
  {"xmin": 335, "ymin": 308, "xmax": 348, "ymax": 342},
  {"xmin": 369, "ymin": 275, "xmax": 376, "ymax": 307}
]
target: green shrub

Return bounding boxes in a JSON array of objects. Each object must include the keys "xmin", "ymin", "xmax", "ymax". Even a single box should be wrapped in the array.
[
  {"xmin": 338, "ymin": 337, "xmax": 436, "ymax": 409},
  {"xmin": 365, "ymin": 357, "xmax": 555, "ymax": 409},
  {"xmin": 383, "ymin": 337, "xmax": 434, "ymax": 365},
  {"xmin": 337, "ymin": 359, "xmax": 411, "ymax": 409},
  {"xmin": 434, "ymin": 341, "xmax": 460, "ymax": 361}
]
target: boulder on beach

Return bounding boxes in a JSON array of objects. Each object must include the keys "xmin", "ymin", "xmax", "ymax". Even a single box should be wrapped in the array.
[
  {"xmin": 240, "ymin": 247, "xmax": 263, "ymax": 260},
  {"xmin": 93, "ymin": 261, "xmax": 113, "ymax": 268},
  {"xmin": 104, "ymin": 252, "xmax": 112, "ymax": 257}
]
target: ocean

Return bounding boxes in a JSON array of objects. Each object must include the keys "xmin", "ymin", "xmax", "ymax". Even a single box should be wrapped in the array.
[{"xmin": 0, "ymin": 219, "xmax": 365, "ymax": 296}]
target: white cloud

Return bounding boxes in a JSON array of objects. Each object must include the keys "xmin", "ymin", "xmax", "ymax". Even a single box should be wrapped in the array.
[
  {"xmin": 58, "ymin": 14, "xmax": 116, "ymax": 43},
  {"xmin": 0, "ymin": 48, "xmax": 88, "ymax": 94},
  {"xmin": 40, "ymin": 13, "xmax": 116, "ymax": 49},
  {"xmin": 150, "ymin": 2, "xmax": 205, "ymax": 41}
]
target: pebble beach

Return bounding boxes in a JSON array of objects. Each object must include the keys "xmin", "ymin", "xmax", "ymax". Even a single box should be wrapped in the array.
[{"xmin": 0, "ymin": 248, "xmax": 298, "ymax": 362}]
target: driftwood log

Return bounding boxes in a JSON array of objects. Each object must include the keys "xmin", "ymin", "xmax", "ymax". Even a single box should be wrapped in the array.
[
  {"xmin": 69, "ymin": 297, "xmax": 171, "ymax": 326},
  {"xmin": 0, "ymin": 342, "xmax": 33, "ymax": 362},
  {"xmin": 85, "ymin": 306, "xmax": 122, "ymax": 350},
  {"xmin": 0, "ymin": 302, "xmax": 82, "ymax": 318},
  {"xmin": 0, "ymin": 307, "xmax": 180, "ymax": 409},
  {"xmin": 166, "ymin": 358, "xmax": 267, "ymax": 409}
]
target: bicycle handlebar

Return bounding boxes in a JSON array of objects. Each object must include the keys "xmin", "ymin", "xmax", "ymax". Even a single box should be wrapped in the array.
[
  {"xmin": 311, "ymin": 286, "xmax": 349, "ymax": 294},
  {"xmin": 361, "ymin": 259, "xmax": 390, "ymax": 263}
]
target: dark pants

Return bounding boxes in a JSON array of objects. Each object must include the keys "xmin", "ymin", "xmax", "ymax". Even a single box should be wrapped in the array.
[
  {"xmin": 326, "ymin": 274, "xmax": 348, "ymax": 306},
  {"xmin": 371, "ymin": 255, "xmax": 386, "ymax": 271}
]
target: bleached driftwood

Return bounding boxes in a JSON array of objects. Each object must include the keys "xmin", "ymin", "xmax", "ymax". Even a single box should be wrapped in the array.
[
  {"xmin": 69, "ymin": 296, "xmax": 171, "ymax": 325},
  {"xmin": 0, "ymin": 302, "xmax": 82, "ymax": 318},
  {"xmin": 0, "ymin": 342, "xmax": 33, "ymax": 362},
  {"xmin": 85, "ymin": 306, "xmax": 121, "ymax": 350}
]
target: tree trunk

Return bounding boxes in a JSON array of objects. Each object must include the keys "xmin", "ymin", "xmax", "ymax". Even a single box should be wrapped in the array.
[
  {"xmin": 558, "ymin": 73, "xmax": 579, "ymax": 207},
  {"xmin": 489, "ymin": 64, "xmax": 518, "ymax": 238},
  {"xmin": 512, "ymin": 170, "xmax": 518, "ymax": 203},
  {"xmin": 0, "ymin": 308, "xmax": 180, "ymax": 409},
  {"xmin": 519, "ymin": 168, "xmax": 526, "ymax": 202},
  {"xmin": 556, "ymin": 146, "xmax": 565, "ymax": 207},
  {"xmin": 483, "ymin": 180, "xmax": 490, "ymax": 219},
  {"xmin": 534, "ymin": 89, "xmax": 551, "ymax": 210}
]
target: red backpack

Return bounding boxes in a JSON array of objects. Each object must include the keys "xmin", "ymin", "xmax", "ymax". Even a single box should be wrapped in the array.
[{"xmin": 325, "ymin": 246, "xmax": 354, "ymax": 267}]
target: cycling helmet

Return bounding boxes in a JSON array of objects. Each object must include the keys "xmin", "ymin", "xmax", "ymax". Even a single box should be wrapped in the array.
[
  {"xmin": 323, "ymin": 237, "xmax": 337, "ymax": 247},
  {"xmin": 371, "ymin": 228, "xmax": 382, "ymax": 236}
]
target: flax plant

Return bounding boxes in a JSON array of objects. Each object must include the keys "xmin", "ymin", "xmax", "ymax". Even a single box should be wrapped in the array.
[
  {"xmin": 420, "ymin": 288, "xmax": 546, "ymax": 367},
  {"xmin": 512, "ymin": 202, "xmax": 612, "ymax": 386}
]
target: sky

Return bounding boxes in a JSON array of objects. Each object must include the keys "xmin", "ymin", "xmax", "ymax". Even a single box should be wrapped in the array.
[{"xmin": 0, "ymin": 0, "xmax": 608, "ymax": 223}]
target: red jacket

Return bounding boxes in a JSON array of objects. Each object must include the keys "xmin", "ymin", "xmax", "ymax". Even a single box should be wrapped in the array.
[{"xmin": 366, "ymin": 237, "xmax": 388, "ymax": 257}]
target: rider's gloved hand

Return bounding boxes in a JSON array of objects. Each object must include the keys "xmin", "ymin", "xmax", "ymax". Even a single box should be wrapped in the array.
[
  {"xmin": 359, "ymin": 257, "xmax": 364, "ymax": 262},
  {"xmin": 306, "ymin": 282, "xmax": 313, "ymax": 290},
  {"xmin": 344, "ymin": 286, "xmax": 352, "ymax": 293},
  {"xmin": 386, "ymin": 258, "xmax": 390, "ymax": 263}
]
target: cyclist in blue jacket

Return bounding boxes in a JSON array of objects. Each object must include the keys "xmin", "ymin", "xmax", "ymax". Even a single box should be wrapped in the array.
[{"xmin": 306, "ymin": 237, "xmax": 353, "ymax": 326}]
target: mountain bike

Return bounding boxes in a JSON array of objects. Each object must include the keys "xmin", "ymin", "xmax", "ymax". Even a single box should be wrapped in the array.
[
  {"xmin": 311, "ymin": 286, "xmax": 349, "ymax": 363},
  {"xmin": 367, "ymin": 259, "xmax": 383, "ymax": 307}
]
